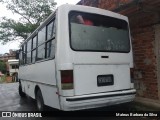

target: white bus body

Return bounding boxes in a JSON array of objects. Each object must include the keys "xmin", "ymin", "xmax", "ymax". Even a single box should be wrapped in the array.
[{"xmin": 18, "ymin": 4, "xmax": 136, "ymax": 111}]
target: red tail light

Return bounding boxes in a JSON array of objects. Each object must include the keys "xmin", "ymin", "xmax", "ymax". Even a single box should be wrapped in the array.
[{"xmin": 61, "ymin": 70, "xmax": 73, "ymax": 90}]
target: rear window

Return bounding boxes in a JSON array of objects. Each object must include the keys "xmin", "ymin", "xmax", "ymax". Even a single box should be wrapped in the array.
[{"xmin": 69, "ymin": 11, "xmax": 130, "ymax": 53}]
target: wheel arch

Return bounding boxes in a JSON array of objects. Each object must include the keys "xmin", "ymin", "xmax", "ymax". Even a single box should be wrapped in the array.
[
  {"xmin": 35, "ymin": 85, "xmax": 41, "ymax": 98},
  {"xmin": 34, "ymin": 85, "xmax": 45, "ymax": 111}
]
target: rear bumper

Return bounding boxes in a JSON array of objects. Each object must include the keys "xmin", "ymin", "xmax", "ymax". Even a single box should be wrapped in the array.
[{"xmin": 60, "ymin": 89, "xmax": 136, "ymax": 111}]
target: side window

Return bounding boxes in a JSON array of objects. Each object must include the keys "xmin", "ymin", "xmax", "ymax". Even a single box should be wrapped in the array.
[
  {"xmin": 47, "ymin": 21, "xmax": 55, "ymax": 40},
  {"xmin": 19, "ymin": 47, "xmax": 23, "ymax": 65},
  {"xmin": 32, "ymin": 50, "xmax": 36, "ymax": 63},
  {"xmin": 27, "ymin": 39, "xmax": 32, "ymax": 52},
  {"xmin": 37, "ymin": 44, "xmax": 45, "ymax": 61},
  {"xmin": 32, "ymin": 35, "xmax": 37, "ymax": 49},
  {"xmin": 46, "ymin": 40, "xmax": 55, "ymax": 58},
  {"xmin": 31, "ymin": 36, "xmax": 37, "ymax": 63},
  {"xmin": 46, "ymin": 20, "xmax": 56, "ymax": 58},
  {"xmin": 22, "ymin": 19, "xmax": 56, "ymax": 63},
  {"xmin": 38, "ymin": 27, "xmax": 46, "ymax": 45},
  {"xmin": 12, "ymin": 65, "xmax": 19, "ymax": 69},
  {"xmin": 27, "ymin": 39, "xmax": 31, "ymax": 64},
  {"xmin": 37, "ymin": 27, "xmax": 46, "ymax": 61},
  {"xmin": 23, "ymin": 43, "xmax": 27, "ymax": 64}
]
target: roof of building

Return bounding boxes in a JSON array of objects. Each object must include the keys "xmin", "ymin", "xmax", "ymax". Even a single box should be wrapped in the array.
[
  {"xmin": 8, "ymin": 59, "xmax": 19, "ymax": 64},
  {"xmin": 8, "ymin": 59, "xmax": 19, "ymax": 62}
]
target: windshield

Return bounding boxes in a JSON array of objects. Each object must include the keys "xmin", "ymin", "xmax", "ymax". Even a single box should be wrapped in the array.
[{"xmin": 69, "ymin": 11, "xmax": 130, "ymax": 52}]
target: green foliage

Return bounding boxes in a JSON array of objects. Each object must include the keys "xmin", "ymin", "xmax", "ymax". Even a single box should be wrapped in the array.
[
  {"xmin": 0, "ymin": 74, "xmax": 6, "ymax": 83},
  {"xmin": 0, "ymin": 60, "xmax": 6, "ymax": 73},
  {"xmin": 0, "ymin": 0, "xmax": 57, "ymax": 44}
]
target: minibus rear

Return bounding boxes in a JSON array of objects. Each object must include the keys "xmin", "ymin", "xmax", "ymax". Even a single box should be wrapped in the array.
[{"xmin": 56, "ymin": 5, "xmax": 136, "ymax": 111}]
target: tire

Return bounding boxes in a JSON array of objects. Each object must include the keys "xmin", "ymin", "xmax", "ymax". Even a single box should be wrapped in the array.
[
  {"xmin": 19, "ymin": 85, "xmax": 26, "ymax": 97},
  {"xmin": 36, "ymin": 89, "xmax": 44, "ymax": 111}
]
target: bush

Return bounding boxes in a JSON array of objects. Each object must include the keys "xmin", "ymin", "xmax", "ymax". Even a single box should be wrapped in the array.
[
  {"xmin": 0, "ymin": 75, "xmax": 6, "ymax": 83},
  {"xmin": 0, "ymin": 60, "xmax": 7, "ymax": 74}
]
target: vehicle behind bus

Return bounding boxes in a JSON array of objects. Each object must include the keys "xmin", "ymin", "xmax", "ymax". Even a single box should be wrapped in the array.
[{"xmin": 18, "ymin": 4, "xmax": 136, "ymax": 111}]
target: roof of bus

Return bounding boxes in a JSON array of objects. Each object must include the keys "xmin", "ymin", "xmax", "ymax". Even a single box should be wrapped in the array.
[{"xmin": 21, "ymin": 4, "xmax": 128, "ymax": 46}]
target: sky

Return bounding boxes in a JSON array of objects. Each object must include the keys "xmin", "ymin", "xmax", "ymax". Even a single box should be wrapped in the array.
[{"xmin": 0, "ymin": 0, "xmax": 80, "ymax": 54}]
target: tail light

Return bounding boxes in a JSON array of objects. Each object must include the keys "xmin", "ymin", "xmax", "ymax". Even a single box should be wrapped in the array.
[{"xmin": 61, "ymin": 70, "xmax": 73, "ymax": 90}]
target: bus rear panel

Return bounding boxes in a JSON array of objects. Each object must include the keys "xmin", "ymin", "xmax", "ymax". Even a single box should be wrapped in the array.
[{"xmin": 56, "ymin": 5, "xmax": 136, "ymax": 111}]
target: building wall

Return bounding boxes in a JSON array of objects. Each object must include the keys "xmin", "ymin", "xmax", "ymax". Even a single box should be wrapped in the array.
[
  {"xmin": 78, "ymin": 0, "xmax": 134, "ymax": 10},
  {"xmin": 77, "ymin": 0, "xmax": 98, "ymax": 7},
  {"xmin": 78, "ymin": 0, "xmax": 160, "ymax": 100},
  {"xmin": 155, "ymin": 24, "xmax": 160, "ymax": 99},
  {"xmin": 8, "ymin": 64, "xmax": 19, "ymax": 76},
  {"xmin": 130, "ymin": 12, "xmax": 159, "ymax": 100},
  {"xmin": 98, "ymin": 0, "xmax": 133, "ymax": 10}
]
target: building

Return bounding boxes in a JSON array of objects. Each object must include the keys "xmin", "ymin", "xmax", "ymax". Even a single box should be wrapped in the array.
[
  {"xmin": 77, "ymin": 0, "xmax": 160, "ymax": 106},
  {"xmin": 8, "ymin": 59, "xmax": 19, "ymax": 82},
  {"xmin": 7, "ymin": 59, "xmax": 19, "ymax": 82},
  {"xmin": 0, "ymin": 49, "xmax": 17, "ymax": 62},
  {"xmin": 0, "ymin": 49, "xmax": 18, "ymax": 74},
  {"xmin": 0, "ymin": 49, "xmax": 19, "ymax": 82},
  {"xmin": 8, "ymin": 59, "xmax": 19, "ymax": 76}
]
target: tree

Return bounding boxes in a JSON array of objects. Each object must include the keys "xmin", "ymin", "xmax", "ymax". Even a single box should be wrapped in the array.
[
  {"xmin": 0, "ymin": 0, "xmax": 57, "ymax": 44},
  {"xmin": 0, "ymin": 60, "xmax": 6, "ymax": 73}
]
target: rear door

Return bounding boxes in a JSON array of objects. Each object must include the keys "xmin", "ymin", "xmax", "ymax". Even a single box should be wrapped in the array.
[{"xmin": 69, "ymin": 11, "xmax": 132, "ymax": 96}]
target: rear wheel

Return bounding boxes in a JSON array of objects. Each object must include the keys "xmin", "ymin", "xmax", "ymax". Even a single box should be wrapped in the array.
[
  {"xmin": 19, "ymin": 85, "xmax": 26, "ymax": 97},
  {"xmin": 36, "ymin": 89, "xmax": 44, "ymax": 111}
]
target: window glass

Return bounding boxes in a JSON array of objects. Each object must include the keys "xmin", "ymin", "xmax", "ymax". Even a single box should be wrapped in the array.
[
  {"xmin": 11, "ymin": 65, "xmax": 19, "ymax": 69},
  {"xmin": 46, "ymin": 40, "xmax": 55, "ymax": 58},
  {"xmin": 69, "ymin": 11, "xmax": 130, "ymax": 52},
  {"xmin": 11, "ymin": 65, "xmax": 14, "ymax": 69},
  {"xmin": 31, "ymin": 49, "xmax": 36, "ymax": 63},
  {"xmin": 38, "ymin": 27, "xmax": 46, "ymax": 45},
  {"xmin": 23, "ymin": 44, "xmax": 27, "ymax": 64},
  {"xmin": 19, "ymin": 50, "xmax": 23, "ymax": 65},
  {"xmin": 23, "ymin": 43, "xmax": 26, "ymax": 53},
  {"xmin": 47, "ymin": 21, "xmax": 55, "ymax": 40},
  {"xmin": 27, "ymin": 52, "xmax": 31, "ymax": 63},
  {"xmin": 37, "ymin": 44, "xmax": 45, "ymax": 61},
  {"xmin": 16, "ymin": 65, "xmax": 19, "ymax": 69},
  {"xmin": 32, "ymin": 36, "xmax": 37, "ymax": 49},
  {"xmin": 27, "ymin": 39, "xmax": 32, "ymax": 52}
]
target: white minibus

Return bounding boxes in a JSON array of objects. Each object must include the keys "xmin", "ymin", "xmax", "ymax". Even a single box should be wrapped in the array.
[{"xmin": 18, "ymin": 4, "xmax": 136, "ymax": 111}]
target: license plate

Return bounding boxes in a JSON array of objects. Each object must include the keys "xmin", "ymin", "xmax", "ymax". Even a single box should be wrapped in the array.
[{"xmin": 97, "ymin": 75, "xmax": 114, "ymax": 86}]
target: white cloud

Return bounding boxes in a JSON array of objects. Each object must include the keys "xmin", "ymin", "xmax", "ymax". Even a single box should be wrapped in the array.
[{"xmin": 0, "ymin": 41, "xmax": 21, "ymax": 54}]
